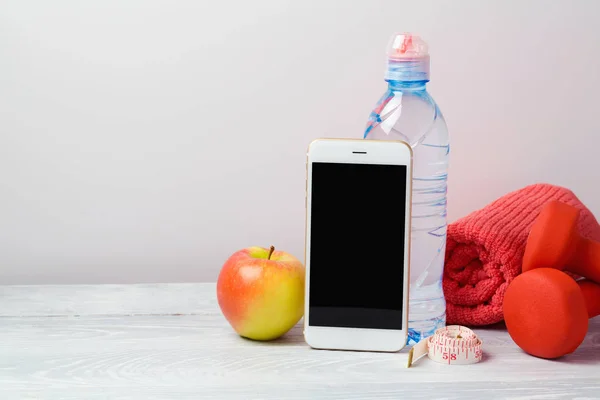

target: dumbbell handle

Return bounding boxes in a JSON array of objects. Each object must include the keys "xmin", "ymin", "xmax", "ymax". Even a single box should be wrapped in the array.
[
  {"xmin": 579, "ymin": 279, "xmax": 600, "ymax": 318},
  {"xmin": 573, "ymin": 238, "xmax": 600, "ymax": 284}
]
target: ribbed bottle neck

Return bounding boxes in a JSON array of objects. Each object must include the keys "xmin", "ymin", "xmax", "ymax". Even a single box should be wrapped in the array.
[
  {"xmin": 385, "ymin": 56, "xmax": 430, "ymax": 82},
  {"xmin": 387, "ymin": 80, "xmax": 428, "ymax": 91}
]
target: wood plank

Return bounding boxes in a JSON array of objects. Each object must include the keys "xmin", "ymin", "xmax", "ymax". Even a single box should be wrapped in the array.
[
  {"xmin": 1, "ymin": 283, "xmax": 599, "ymax": 399},
  {"xmin": 0, "ymin": 283, "xmax": 215, "ymax": 317},
  {"xmin": 1, "ymin": 313, "xmax": 599, "ymax": 399}
]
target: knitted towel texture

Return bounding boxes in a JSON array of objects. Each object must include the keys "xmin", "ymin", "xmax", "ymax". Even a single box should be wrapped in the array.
[{"xmin": 443, "ymin": 183, "xmax": 600, "ymax": 326}]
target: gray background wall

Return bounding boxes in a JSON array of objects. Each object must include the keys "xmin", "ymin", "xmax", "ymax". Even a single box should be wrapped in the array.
[{"xmin": 2, "ymin": 0, "xmax": 600, "ymax": 284}]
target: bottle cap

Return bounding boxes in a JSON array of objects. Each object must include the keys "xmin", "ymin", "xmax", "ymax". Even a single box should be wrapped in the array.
[
  {"xmin": 385, "ymin": 32, "xmax": 430, "ymax": 82},
  {"xmin": 387, "ymin": 33, "xmax": 429, "ymax": 60}
]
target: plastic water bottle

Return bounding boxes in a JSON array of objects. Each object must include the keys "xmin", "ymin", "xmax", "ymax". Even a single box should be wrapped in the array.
[{"xmin": 364, "ymin": 33, "xmax": 449, "ymax": 344}]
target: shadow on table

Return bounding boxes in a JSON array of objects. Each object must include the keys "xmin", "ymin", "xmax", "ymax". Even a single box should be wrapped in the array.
[
  {"xmin": 509, "ymin": 318, "xmax": 600, "ymax": 365},
  {"xmin": 237, "ymin": 322, "xmax": 306, "ymax": 347},
  {"xmin": 558, "ymin": 320, "xmax": 600, "ymax": 365}
]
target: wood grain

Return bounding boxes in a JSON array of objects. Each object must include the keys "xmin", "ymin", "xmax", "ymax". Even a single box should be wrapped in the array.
[
  {"xmin": 1, "ymin": 284, "xmax": 599, "ymax": 399},
  {"xmin": 0, "ymin": 283, "xmax": 215, "ymax": 317}
]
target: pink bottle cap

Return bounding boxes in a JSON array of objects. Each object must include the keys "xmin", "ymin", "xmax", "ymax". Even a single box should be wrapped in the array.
[{"xmin": 387, "ymin": 33, "xmax": 429, "ymax": 61}]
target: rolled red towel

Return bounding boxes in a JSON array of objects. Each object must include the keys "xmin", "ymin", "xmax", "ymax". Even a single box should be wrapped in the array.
[{"xmin": 443, "ymin": 183, "xmax": 600, "ymax": 326}]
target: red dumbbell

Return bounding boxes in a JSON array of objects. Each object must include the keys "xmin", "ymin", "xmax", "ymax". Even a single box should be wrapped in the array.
[
  {"xmin": 523, "ymin": 201, "xmax": 600, "ymax": 283},
  {"xmin": 503, "ymin": 268, "xmax": 600, "ymax": 359}
]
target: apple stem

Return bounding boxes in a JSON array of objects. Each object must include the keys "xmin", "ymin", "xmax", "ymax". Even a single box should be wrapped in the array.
[{"xmin": 268, "ymin": 245, "xmax": 275, "ymax": 260}]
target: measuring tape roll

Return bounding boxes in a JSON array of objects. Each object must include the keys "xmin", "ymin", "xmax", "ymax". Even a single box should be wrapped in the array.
[{"xmin": 407, "ymin": 325, "xmax": 483, "ymax": 367}]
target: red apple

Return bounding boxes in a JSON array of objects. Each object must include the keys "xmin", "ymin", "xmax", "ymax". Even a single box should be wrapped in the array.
[{"xmin": 217, "ymin": 246, "xmax": 305, "ymax": 341}]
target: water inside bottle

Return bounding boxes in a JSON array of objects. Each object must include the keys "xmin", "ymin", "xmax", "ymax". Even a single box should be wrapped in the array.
[{"xmin": 364, "ymin": 34, "xmax": 449, "ymax": 344}]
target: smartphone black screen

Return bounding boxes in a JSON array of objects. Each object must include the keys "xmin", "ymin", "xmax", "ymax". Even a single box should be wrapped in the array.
[{"xmin": 308, "ymin": 162, "xmax": 407, "ymax": 330}]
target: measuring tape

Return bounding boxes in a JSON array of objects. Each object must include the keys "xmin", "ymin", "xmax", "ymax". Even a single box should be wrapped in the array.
[{"xmin": 407, "ymin": 325, "xmax": 483, "ymax": 367}]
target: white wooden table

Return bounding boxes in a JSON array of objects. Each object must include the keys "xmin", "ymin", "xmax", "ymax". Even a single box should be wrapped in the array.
[{"xmin": 1, "ymin": 283, "xmax": 599, "ymax": 399}]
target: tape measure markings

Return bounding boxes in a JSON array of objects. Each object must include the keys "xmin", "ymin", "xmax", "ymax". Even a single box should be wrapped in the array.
[{"xmin": 407, "ymin": 325, "xmax": 483, "ymax": 367}]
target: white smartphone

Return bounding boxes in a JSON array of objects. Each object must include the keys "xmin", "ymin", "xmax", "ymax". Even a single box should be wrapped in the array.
[{"xmin": 303, "ymin": 138, "xmax": 412, "ymax": 353}]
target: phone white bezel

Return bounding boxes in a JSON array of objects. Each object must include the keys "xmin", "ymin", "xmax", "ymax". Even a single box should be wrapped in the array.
[{"xmin": 304, "ymin": 138, "xmax": 412, "ymax": 353}]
